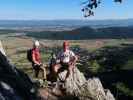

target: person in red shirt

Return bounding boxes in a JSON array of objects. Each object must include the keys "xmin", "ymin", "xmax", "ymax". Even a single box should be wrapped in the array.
[{"xmin": 32, "ymin": 40, "xmax": 46, "ymax": 81}]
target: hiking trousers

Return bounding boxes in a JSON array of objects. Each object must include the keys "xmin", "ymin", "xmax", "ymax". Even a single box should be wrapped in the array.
[{"xmin": 32, "ymin": 64, "xmax": 47, "ymax": 80}]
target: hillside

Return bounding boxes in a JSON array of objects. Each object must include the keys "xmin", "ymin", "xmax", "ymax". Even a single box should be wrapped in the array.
[
  {"xmin": 26, "ymin": 26, "xmax": 133, "ymax": 40},
  {"xmin": 1, "ymin": 35, "xmax": 133, "ymax": 100}
]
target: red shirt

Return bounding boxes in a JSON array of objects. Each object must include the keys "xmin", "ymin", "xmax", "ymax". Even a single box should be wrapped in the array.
[{"xmin": 32, "ymin": 48, "xmax": 41, "ymax": 64}]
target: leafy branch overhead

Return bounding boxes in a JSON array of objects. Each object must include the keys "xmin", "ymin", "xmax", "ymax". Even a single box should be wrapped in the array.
[{"xmin": 82, "ymin": 0, "xmax": 123, "ymax": 17}]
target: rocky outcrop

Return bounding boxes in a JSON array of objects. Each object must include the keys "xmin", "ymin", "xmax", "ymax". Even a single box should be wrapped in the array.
[
  {"xmin": 0, "ymin": 49, "xmax": 39, "ymax": 100},
  {"xmin": 0, "ymin": 41, "xmax": 6, "ymax": 56},
  {"xmin": 58, "ymin": 67, "xmax": 115, "ymax": 100}
]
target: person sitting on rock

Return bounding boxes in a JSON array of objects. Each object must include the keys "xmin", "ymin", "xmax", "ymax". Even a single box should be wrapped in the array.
[
  {"xmin": 53, "ymin": 40, "xmax": 77, "ymax": 81},
  {"xmin": 31, "ymin": 40, "xmax": 46, "ymax": 81}
]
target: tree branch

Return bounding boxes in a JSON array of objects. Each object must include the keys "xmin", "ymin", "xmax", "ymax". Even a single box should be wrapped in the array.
[{"xmin": 81, "ymin": 0, "xmax": 123, "ymax": 17}]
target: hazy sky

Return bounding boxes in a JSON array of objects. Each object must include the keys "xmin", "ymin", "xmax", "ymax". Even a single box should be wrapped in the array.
[{"xmin": 0, "ymin": 0, "xmax": 132, "ymax": 20}]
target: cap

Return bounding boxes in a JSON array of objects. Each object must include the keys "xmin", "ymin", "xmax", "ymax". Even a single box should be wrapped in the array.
[{"xmin": 34, "ymin": 40, "xmax": 40, "ymax": 47}]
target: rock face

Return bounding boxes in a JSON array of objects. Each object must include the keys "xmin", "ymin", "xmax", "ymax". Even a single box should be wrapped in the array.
[
  {"xmin": 0, "ymin": 51, "xmax": 39, "ymax": 100},
  {"xmin": 58, "ymin": 67, "xmax": 115, "ymax": 100},
  {"xmin": 0, "ymin": 41, "xmax": 6, "ymax": 56}
]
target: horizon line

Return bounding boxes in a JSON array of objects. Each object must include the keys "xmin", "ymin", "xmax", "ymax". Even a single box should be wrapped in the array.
[{"xmin": 0, "ymin": 18, "xmax": 132, "ymax": 21}]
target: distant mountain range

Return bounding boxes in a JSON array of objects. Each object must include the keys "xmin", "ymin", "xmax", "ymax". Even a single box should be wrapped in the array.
[
  {"xmin": 0, "ymin": 19, "xmax": 132, "ymax": 30},
  {"xmin": 27, "ymin": 26, "xmax": 133, "ymax": 40},
  {"xmin": 0, "ymin": 19, "xmax": 133, "ymax": 39}
]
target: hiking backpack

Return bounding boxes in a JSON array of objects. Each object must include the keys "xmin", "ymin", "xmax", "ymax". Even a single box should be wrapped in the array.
[{"xmin": 27, "ymin": 49, "xmax": 33, "ymax": 62}]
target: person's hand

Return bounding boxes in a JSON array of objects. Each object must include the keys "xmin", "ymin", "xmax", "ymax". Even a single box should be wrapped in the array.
[
  {"xmin": 56, "ymin": 59, "xmax": 60, "ymax": 63},
  {"xmin": 68, "ymin": 61, "xmax": 73, "ymax": 66},
  {"xmin": 37, "ymin": 63, "xmax": 42, "ymax": 66},
  {"xmin": 40, "ymin": 63, "xmax": 43, "ymax": 66}
]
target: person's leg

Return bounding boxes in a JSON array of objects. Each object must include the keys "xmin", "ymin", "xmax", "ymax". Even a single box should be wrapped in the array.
[
  {"xmin": 34, "ymin": 65, "xmax": 40, "ymax": 78},
  {"xmin": 40, "ymin": 67, "xmax": 47, "ymax": 80},
  {"xmin": 35, "ymin": 69, "xmax": 39, "ymax": 78},
  {"xmin": 34, "ymin": 69, "xmax": 37, "ymax": 78},
  {"xmin": 65, "ymin": 65, "xmax": 74, "ymax": 81},
  {"xmin": 32, "ymin": 64, "xmax": 36, "ymax": 78},
  {"xmin": 52, "ymin": 64, "xmax": 61, "ymax": 80},
  {"xmin": 53, "ymin": 64, "xmax": 61, "ymax": 74}
]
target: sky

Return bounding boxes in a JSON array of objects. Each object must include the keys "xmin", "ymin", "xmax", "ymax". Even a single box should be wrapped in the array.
[{"xmin": 0, "ymin": 0, "xmax": 132, "ymax": 20}]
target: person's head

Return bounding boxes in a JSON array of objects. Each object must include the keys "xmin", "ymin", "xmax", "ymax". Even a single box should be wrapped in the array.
[
  {"xmin": 33, "ymin": 40, "xmax": 40, "ymax": 48},
  {"xmin": 63, "ymin": 40, "xmax": 69, "ymax": 51}
]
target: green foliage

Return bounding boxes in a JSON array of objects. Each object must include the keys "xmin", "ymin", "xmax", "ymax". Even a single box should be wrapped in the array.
[
  {"xmin": 90, "ymin": 45, "xmax": 133, "ymax": 72},
  {"xmin": 76, "ymin": 62, "xmax": 88, "ymax": 74},
  {"xmin": 89, "ymin": 60, "xmax": 101, "ymax": 73},
  {"xmin": 116, "ymin": 82, "xmax": 133, "ymax": 97},
  {"xmin": 123, "ymin": 59, "xmax": 133, "ymax": 70}
]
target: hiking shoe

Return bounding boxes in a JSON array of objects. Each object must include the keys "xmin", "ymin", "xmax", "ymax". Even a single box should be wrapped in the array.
[{"xmin": 60, "ymin": 80, "xmax": 65, "ymax": 83}]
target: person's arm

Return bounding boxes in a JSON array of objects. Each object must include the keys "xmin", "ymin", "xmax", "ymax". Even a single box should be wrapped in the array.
[{"xmin": 69, "ymin": 51, "xmax": 77, "ymax": 65}]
